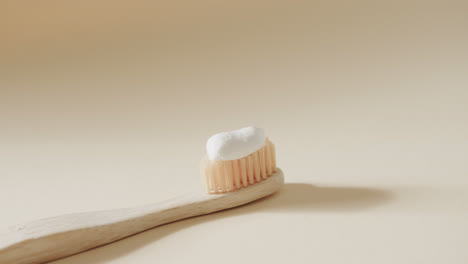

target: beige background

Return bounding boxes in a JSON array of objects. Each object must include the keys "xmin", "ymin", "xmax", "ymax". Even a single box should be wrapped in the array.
[{"xmin": 1, "ymin": 0, "xmax": 468, "ymax": 263}]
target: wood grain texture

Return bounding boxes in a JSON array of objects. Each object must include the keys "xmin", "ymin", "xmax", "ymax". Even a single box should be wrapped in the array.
[{"xmin": 0, "ymin": 170, "xmax": 284, "ymax": 264}]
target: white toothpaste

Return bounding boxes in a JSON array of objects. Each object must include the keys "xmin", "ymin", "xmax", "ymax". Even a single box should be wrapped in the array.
[{"xmin": 206, "ymin": 127, "xmax": 266, "ymax": 161}]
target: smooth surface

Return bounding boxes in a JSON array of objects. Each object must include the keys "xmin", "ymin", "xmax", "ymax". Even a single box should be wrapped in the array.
[{"xmin": 1, "ymin": 0, "xmax": 468, "ymax": 263}]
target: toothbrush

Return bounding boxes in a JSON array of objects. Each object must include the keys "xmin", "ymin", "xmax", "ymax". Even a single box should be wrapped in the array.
[{"xmin": 0, "ymin": 127, "xmax": 283, "ymax": 264}]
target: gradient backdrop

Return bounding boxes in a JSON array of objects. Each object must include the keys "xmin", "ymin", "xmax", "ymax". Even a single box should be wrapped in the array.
[{"xmin": 1, "ymin": 1, "xmax": 468, "ymax": 263}]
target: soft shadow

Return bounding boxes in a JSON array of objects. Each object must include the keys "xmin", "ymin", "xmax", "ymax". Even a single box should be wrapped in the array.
[
  {"xmin": 251, "ymin": 183, "xmax": 393, "ymax": 212},
  {"xmin": 51, "ymin": 183, "xmax": 393, "ymax": 264}
]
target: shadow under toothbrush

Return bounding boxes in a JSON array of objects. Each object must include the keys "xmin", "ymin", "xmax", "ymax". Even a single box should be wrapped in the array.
[{"xmin": 51, "ymin": 183, "xmax": 393, "ymax": 264}]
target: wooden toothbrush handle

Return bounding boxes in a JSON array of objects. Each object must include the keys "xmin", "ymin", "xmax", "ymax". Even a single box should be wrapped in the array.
[
  {"xmin": 0, "ymin": 170, "xmax": 283, "ymax": 264},
  {"xmin": 0, "ymin": 193, "xmax": 210, "ymax": 264}
]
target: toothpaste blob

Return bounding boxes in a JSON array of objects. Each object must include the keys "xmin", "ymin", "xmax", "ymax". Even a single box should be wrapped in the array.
[{"xmin": 206, "ymin": 127, "xmax": 266, "ymax": 161}]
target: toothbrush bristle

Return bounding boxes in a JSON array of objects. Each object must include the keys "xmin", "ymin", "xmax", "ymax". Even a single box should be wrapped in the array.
[{"xmin": 201, "ymin": 139, "xmax": 277, "ymax": 194}]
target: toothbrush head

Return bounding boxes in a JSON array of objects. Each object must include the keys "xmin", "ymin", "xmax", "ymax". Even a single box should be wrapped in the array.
[{"xmin": 201, "ymin": 127, "xmax": 278, "ymax": 194}]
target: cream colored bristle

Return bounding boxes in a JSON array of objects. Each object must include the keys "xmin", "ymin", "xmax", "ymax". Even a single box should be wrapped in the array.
[
  {"xmin": 247, "ymin": 155, "xmax": 254, "ymax": 184},
  {"xmin": 201, "ymin": 139, "xmax": 277, "ymax": 194}
]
